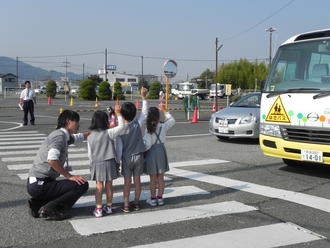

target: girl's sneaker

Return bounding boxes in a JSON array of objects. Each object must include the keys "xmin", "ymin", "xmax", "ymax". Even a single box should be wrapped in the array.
[
  {"xmin": 93, "ymin": 207, "xmax": 103, "ymax": 218},
  {"xmin": 157, "ymin": 197, "xmax": 164, "ymax": 206},
  {"xmin": 146, "ymin": 198, "xmax": 157, "ymax": 207},
  {"xmin": 103, "ymin": 205, "xmax": 112, "ymax": 214}
]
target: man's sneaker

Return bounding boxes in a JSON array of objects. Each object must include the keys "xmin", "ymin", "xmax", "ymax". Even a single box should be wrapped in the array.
[
  {"xmin": 146, "ymin": 198, "xmax": 157, "ymax": 207},
  {"xmin": 157, "ymin": 197, "xmax": 164, "ymax": 206},
  {"xmin": 93, "ymin": 207, "xmax": 103, "ymax": 218},
  {"xmin": 103, "ymin": 205, "xmax": 113, "ymax": 214},
  {"xmin": 28, "ymin": 199, "xmax": 40, "ymax": 218},
  {"xmin": 121, "ymin": 205, "xmax": 130, "ymax": 213},
  {"xmin": 131, "ymin": 202, "xmax": 141, "ymax": 211}
]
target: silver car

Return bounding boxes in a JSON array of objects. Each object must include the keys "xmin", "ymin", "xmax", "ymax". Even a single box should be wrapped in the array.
[{"xmin": 209, "ymin": 92, "xmax": 261, "ymax": 140}]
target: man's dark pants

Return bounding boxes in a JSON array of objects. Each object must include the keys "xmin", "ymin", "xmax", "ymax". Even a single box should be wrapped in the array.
[
  {"xmin": 23, "ymin": 100, "xmax": 35, "ymax": 125},
  {"xmin": 27, "ymin": 178, "xmax": 89, "ymax": 213}
]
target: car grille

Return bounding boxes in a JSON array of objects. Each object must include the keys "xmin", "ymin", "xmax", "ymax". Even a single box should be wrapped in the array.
[
  {"xmin": 281, "ymin": 125, "xmax": 330, "ymax": 145},
  {"xmin": 215, "ymin": 118, "xmax": 237, "ymax": 124}
]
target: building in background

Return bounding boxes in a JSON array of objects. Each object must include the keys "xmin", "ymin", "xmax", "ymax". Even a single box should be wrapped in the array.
[{"xmin": 0, "ymin": 73, "xmax": 17, "ymax": 94}]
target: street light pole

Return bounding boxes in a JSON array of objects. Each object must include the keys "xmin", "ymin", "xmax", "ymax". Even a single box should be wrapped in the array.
[
  {"xmin": 266, "ymin": 27, "xmax": 276, "ymax": 67},
  {"xmin": 215, "ymin": 37, "xmax": 223, "ymax": 112}
]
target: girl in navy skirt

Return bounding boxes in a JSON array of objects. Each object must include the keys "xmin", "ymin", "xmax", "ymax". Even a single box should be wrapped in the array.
[
  {"xmin": 144, "ymin": 104, "xmax": 175, "ymax": 206},
  {"xmin": 87, "ymin": 105, "xmax": 126, "ymax": 217}
]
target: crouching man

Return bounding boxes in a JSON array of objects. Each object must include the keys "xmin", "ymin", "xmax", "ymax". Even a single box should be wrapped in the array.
[{"xmin": 27, "ymin": 110, "xmax": 89, "ymax": 220}]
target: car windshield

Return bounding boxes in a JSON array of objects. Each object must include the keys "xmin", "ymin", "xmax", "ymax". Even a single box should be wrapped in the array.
[
  {"xmin": 231, "ymin": 93, "xmax": 261, "ymax": 108},
  {"xmin": 210, "ymin": 84, "xmax": 224, "ymax": 90},
  {"xmin": 265, "ymin": 39, "xmax": 330, "ymax": 92}
]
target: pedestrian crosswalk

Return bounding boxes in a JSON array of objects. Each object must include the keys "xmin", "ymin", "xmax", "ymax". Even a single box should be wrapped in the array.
[{"xmin": 0, "ymin": 130, "xmax": 327, "ymax": 247}]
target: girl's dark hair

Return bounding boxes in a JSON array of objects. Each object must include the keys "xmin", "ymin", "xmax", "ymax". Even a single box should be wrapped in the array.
[
  {"xmin": 121, "ymin": 102, "xmax": 136, "ymax": 122},
  {"xmin": 147, "ymin": 107, "xmax": 160, "ymax": 134},
  {"xmin": 56, "ymin": 110, "xmax": 80, "ymax": 129},
  {"xmin": 89, "ymin": 110, "xmax": 109, "ymax": 131}
]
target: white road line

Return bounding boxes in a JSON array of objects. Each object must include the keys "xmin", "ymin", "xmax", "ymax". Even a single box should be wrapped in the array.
[
  {"xmin": 0, "ymin": 145, "xmax": 41, "ymax": 150},
  {"xmin": 170, "ymin": 159, "xmax": 229, "ymax": 167},
  {"xmin": 0, "ymin": 134, "xmax": 45, "ymax": 138},
  {"xmin": 170, "ymin": 167, "xmax": 330, "ymax": 213},
  {"xmin": 73, "ymin": 185, "xmax": 206, "ymax": 209},
  {"xmin": 0, "ymin": 121, "xmax": 23, "ymax": 131},
  {"xmin": 132, "ymin": 222, "xmax": 325, "ymax": 248},
  {"xmin": 0, "ymin": 148, "xmax": 86, "ymax": 156},
  {"xmin": 18, "ymin": 169, "xmax": 91, "ymax": 180},
  {"xmin": 0, "ymin": 131, "xmax": 39, "ymax": 134},
  {"xmin": 8, "ymin": 160, "xmax": 90, "ymax": 170},
  {"xmin": 167, "ymin": 133, "xmax": 211, "ymax": 139},
  {"xmin": 0, "ymin": 140, "xmax": 43, "ymax": 145},
  {"xmin": 0, "ymin": 137, "xmax": 45, "ymax": 141},
  {"xmin": 87, "ymin": 175, "xmax": 172, "ymax": 189},
  {"xmin": 70, "ymin": 201, "xmax": 256, "ymax": 236},
  {"xmin": 2, "ymin": 153, "xmax": 88, "ymax": 162}
]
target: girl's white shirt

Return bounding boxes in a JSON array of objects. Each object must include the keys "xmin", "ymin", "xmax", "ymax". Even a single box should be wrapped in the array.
[
  {"xmin": 143, "ymin": 112, "xmax": 175, "ymax": 151},
  {"xmin": 87, "ymin": 116, "xmax": 126, "ymax": 161}
]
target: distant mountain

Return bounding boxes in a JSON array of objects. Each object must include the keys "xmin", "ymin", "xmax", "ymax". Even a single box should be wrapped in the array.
[{"xmin": 0, "ymin": 56, "xmax": 83, "ymax": 81}]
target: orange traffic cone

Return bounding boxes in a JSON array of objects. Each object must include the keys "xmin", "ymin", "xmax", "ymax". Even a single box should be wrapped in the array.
[
  {"xmin": 109, "ymin": 114, "xmax": 117, "ymax": 127},
  {"xmin": 191, "ymin": 107, "xmax": 199, "ymax": 123},
  {"xmin": 135, "ymin": 98, "xmax": 140, "ymax": 109},
  {"xmin": 47, "ymin": 96, "xmax": 52, "ymax": 105},
  {"xmin": 212, "ymin": 101, "xmax": 216, "ymax": 112}
]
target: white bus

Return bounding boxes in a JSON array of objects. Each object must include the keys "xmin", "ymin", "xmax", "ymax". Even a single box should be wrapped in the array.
[{"xmin": 260, "ymin": 29, "xmax": 330, "ymax": 166}]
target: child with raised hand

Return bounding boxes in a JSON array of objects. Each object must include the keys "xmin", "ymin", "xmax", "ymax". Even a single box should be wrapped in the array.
[
  {"xmin": 87, "ymin": 104, "xmax": 126, "ymax": 217},
  {"xmin": 119, "ymin": 87, "xmax": 148, "ymax": 212},
  {"xmin": 144, "ymin": 103, "xmax": 175, "ymax": 207}
]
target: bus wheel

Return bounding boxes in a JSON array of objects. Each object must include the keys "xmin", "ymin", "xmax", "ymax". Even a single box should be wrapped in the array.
[{"xmin": 283, "ymin": 159, "xmax": 300, "ymax": 167}]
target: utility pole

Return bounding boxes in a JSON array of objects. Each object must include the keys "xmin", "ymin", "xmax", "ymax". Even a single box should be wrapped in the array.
[
  {"xmin": 16, "ymin": 57, "xmax": 19, "ymax": 88},
  {"xmin": 83, "ymin": 63, "xmax": 85, "ymax": 80},
  {"xmin": 141, "ymin": 55, "xmax": 144, "ymax": 86},
  {"xmin": 105, "ymin": 48, "xmax": 108, "ymax": 81},
  {"xmin": 266, "ymin": 27, "xmax": 276, "ymax": 67},
  {"xmin": 215, "ymin": 37, "xmax": 223, "ymax": 112}
]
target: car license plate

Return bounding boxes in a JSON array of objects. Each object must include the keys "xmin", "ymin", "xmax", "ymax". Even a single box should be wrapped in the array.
[
  {"xmin": 218, "ymin": 120, "xmax": 228, "ymax": 127},
  {"xmin": 301, "ymin": 149, "xmax": 323, "ymax": 162}
]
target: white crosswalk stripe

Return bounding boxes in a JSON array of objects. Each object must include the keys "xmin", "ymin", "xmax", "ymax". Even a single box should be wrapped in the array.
[{"xmin": 0, "ymin": 130, "xmax": 327, "ymax": 246}]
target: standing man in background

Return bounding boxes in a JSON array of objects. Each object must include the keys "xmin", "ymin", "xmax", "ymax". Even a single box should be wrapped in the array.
[{"xmin": 19, "ymin": 81, "xmax": 36, "ymax": 125}]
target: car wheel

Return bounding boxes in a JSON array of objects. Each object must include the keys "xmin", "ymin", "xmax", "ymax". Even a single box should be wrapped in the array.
[
  {"xmin": 282, "ymin": 159, "xmax": 300, "ymax": 166},
  {"xmin": 217, "ymin": 136, "xmax": 229, "ymax": 141}
]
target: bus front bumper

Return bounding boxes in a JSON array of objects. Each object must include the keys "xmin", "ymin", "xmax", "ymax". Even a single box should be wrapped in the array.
[{"xmin": 259, "ymin": 134, "xmax": 330, "ymax": 165}]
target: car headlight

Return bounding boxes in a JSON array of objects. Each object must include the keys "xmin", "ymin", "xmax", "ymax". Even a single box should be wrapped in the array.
[
  {"xmin": 239, "ymin": 115, "xmax": 254, "ymax": 124},
  {"xmin": 260, "ymin": 123, "xmax": 282, "ymax": 138}
]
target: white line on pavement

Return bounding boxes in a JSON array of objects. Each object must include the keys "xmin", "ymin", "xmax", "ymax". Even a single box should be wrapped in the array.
[
  {"xmin": 0, "ymin": 121, "xmax": 23, "ymax": 131},
  {"xmin": 0, "ymin": 148, "xmax": 86, "ymax": 156},
  {"xmin": 0, "ymin": 145, "xmax": 41, "ymax": 150},
  {"xmin": 0, "ymin": 137, "xmax": 45, "ymax": 141},
  {"xmin": 0, "ymin": 134, "xmax": 45, "ymax": 138},
  {"xmin": 73, "ymin": 185, "xmax": 205, "ymax": 208},
  {"xmin": 0, "ymin": 140, "xmax": 43, "ymax": 145},
  {"xmin": 132, "ymin": 222, "xmax": 325, "ymax": 248},
  {"xmin": 169, "ymin": 167, "xmax": 330, "ymax": 213},
  {"xmin": 2, "ymin": 153, "xmax": 88, "ymax": 162},
  {"xmin": 0, "ymin": 131, "xmax": 39, "ymax": 134},
  {"xmin": 170, "ymin": 159, "xmax": 229, "ymax": 167},
  {"xmin": 167, "ymin": 133, "xmax": 211, "ymax": 138},
  {"xmin": 8, "ymin": 160, "xmax": 90, "ymax": 171},
  {"xmin": 70, "ymin": 201, "xmax": 256, "ymax": 236}
]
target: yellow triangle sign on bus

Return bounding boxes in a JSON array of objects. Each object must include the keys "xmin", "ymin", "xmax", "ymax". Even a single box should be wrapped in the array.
[{"xmin": 265, "ymin": 96, "xmax": 291, "ymax": 123}]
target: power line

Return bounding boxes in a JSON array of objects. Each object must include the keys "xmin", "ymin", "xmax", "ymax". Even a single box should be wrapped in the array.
[{"xmin": 221, "ymin": 0, "xmax": 296, "ymax": 41}]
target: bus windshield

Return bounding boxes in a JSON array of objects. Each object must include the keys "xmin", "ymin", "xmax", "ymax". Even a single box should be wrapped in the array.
[
  {"xmin": 210, "ymin": 84, "xmax": 224, "ymax": 90},
  {"xmin": 178, "ymin": 84, "xmax": 194, "ymax": 91},
  {"xmin": 265, "ymin": 39, "xmax": 330, "ymax": 92}
]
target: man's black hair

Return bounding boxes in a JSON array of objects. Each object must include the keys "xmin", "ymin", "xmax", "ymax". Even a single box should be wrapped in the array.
[
  {"xmin": 56, "ymin": 110, "xmax": 80, "ymax": 129},
  {"xmin": 120, "ymin": 102, "xmax": 136, "ymax": 122},
  {"xmin": 89, "ymin": 110, "xmax": 109, "ymax": 131},
  {"xmin": 24, "ymin": 81, "xmax": 31, "ymax": 85}
]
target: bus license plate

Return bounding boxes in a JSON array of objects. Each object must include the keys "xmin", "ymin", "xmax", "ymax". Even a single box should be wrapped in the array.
[{"xmin": 301, "ymin": 149, "xmax": 323, "ymax": 162}]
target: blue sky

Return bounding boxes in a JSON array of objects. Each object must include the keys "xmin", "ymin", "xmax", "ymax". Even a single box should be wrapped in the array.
[{"xmin": 1, "ymin": 0, "xmax": 329, "ymax": 81}]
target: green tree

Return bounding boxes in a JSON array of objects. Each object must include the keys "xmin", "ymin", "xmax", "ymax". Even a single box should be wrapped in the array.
[
  {"xmin": 194, "ymin": 69, "xmax": 214, "ymax": 88},
  {"xmin": 79, "ymin": 79, "xmax": 96, "ymax": 100},
  {"xmin": 98, "ymin": 81, "xmax": 112, "ymax": 100},
  {"xmin": 46, "ymin": 80, "xmax": 57, "ymax": 98},
  {"xmin": 113, "ymin": 82, "xmax": 125, "ymax": 100},
  {"xmin": 148, "ymin": 81, "xmax": 162, "ymax": 99},
  {"xmin": 138, "ymin": 78, "xmax": 149, "ymax": 90},
  {"xmin": 87, "ymin": 74, "xmax": 103, "ymax": 84}
]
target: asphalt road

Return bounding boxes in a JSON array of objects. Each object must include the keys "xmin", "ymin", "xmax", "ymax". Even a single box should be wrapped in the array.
[{"xmin": 0, "ymin": 96, "xmax": 329, "ymax": 248}]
